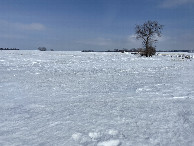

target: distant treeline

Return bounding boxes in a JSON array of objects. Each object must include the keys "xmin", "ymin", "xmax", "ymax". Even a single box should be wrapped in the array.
[
  {"xmin": 158, "ymin": 50, "xmax": 194, "ymax": 53},
  {"xmin": 0, "ymin": 48, "xmax": 19, "ymax": 50},
  {"xmin": 82, "ymin": 48, "xmax": 139, "ymax": 53},
  {"xmin": 82, "ymin": 49, "xmax": 194, "ymax": 53}
]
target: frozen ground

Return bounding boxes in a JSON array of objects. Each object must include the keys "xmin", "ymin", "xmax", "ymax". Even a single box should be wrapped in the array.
[{"xmin": 0, "ymin": 50, "xmax": 194, "ymax": 146}]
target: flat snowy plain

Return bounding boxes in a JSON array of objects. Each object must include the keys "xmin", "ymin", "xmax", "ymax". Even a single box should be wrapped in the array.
[{"xmin": 0, "ymin": 50, "xmax": 194, "ymax": 146}]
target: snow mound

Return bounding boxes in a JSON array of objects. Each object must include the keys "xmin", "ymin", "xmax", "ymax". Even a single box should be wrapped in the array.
[
  {"xmin": 97, "ymin": 139, "xmax": 121, "ymax": 146},
  {"xmin": 72, "ymin": 133, "xmax": 82, "ymax": 142},
  {"xmin": 89, "ymin": 132, "xmax": 101, "ymax": 140},
  {"xmin": 72, "ymin": 130, "xmax": 123, "ymax": 145},
  {"xmin": 72, "ymin": 132, "xmax": 91, "ymax": 144},
  {"xmin": 107, "ymin": 129, "xmax": 119, "ymax": 136}
]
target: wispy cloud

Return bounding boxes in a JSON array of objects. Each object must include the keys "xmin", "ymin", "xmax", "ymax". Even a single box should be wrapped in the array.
[
  {"xmin": 127, "ymin": 34, "xmax": 138, "ymax": 44},
  {"xmin": 0, "ymin": 34, "xmax": 27, "ymax": 39},
  {"xmin": 76, "ymin": 38, "xmax": 114, "ymax": 47},
  {"xmin": 14, "ymin": 23, "xmax": 46, "ymax": 31},
  {"xmin": 76, "ymin": 35, "xmax": 142, "ymax": 50},
  {"xmin": 160, "ymin": 0, "xmax": 194, "ymax": 8},
  {"xmin": 129, "ymin": 33, "xmax": 194, "ymax": 50},
  {"xmin": 0, "ymin": 20, "xmax": 46, "ymax": 31},
  {"xmin": 157, "ymin": 31, "xmax": 194, "ymax": 50}
]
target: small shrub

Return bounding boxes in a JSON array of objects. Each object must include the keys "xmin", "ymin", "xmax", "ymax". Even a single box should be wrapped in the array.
[{"xmin": 38, "ymin": 47, "xmax": 47, "ymax": 51}]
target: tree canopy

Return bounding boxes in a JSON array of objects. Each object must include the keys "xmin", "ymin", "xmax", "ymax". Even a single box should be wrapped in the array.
[{"xmin": 135, "ymin": 21, "xmax": 163, "ymax": 57}]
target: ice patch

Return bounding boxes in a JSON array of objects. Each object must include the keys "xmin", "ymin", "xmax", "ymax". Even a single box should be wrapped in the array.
[
  {"xmin": 136, "ymin": 86, "xmax": 152, "ymax": 93},
  {"xmin": 97, "ymin": 139, "xmax": 121, "ymax": 146},
  {"xmin": 173, "ymin": 96, "xmax": 187, "ymax": 99},
  {"xmin": 32, "ymin": 61, "xmax": 38, "ymax": 64},
  {"xmin": 136, "ymin": 88, "xmax": 143, "ymax": 92}
]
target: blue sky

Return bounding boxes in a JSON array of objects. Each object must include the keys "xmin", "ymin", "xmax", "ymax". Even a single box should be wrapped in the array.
[{"xmin": 0, "ymin": 0, "xmax": 194, "ymax": 51}]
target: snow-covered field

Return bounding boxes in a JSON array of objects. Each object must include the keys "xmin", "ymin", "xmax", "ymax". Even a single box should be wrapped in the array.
[{"xmin": 0, "ymin": 50, "xmax": 194, "ymax": 146}]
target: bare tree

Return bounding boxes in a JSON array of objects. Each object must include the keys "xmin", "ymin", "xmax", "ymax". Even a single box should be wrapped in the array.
[
  {"xmin": 135, "ymin": 20, "xmax": 163, "ymax": 57},
  {"xmin": 38, "ymin": 47, "xmax": 47, "ymax": 51}
]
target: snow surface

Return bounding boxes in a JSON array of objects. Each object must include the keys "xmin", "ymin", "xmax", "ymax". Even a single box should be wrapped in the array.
[
  {"xmin": 97, "ymin": 139, "xmax": 121, "ymax": 146},
  {"xmin": 0, "ymin": 50, "xmax": 194, "ymax": 146}
]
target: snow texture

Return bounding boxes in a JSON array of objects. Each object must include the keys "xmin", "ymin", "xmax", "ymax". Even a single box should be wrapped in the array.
[
  {"xmin": 0, "ymin": 50, "xmax": 194, "ymax": 146},
  {"xmin": 97, "ymin": 139, "xmax": 121, "ymax": 146}
]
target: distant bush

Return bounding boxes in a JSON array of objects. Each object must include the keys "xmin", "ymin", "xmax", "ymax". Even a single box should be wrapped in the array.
[
  {"xmin": 144, "ymin": 46, "xmax": 156, "ymax": 57},
  {"xmin": 38, "ymin": 47, "xmax": 47, "ymax": 51},
  {"xmin": 137, "ymin": 47, "xmax": 156, "ymax": 57},
  {"xmin": 82, "ymin": 50, "xmax": 94, "ymax": 52}
]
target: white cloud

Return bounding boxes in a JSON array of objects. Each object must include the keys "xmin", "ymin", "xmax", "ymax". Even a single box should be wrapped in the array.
[{"xmin": 160, "ymin": 0, "xmax": 194, "ymax": 8}]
